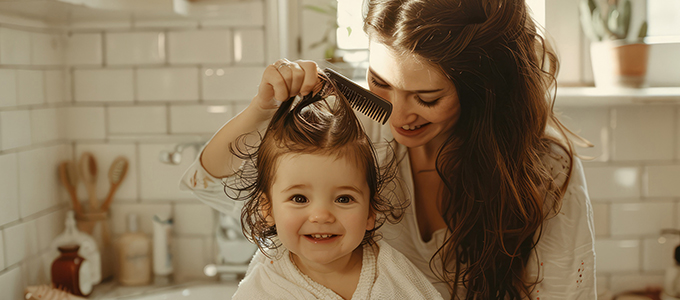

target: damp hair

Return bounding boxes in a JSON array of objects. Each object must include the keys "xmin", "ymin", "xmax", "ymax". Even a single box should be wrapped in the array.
[
  {"xmin": 225, "ymin": 73, "xmax": 405, "ymax": 254},
  {"xmin": 365, "ymin": 0, "xmax": 582, "ymax": 299}
]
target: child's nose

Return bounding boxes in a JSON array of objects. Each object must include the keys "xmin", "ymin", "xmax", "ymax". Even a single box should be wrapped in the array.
[{"xmin": 308, "ymin": 206, "xmax": 335, "ymax": 224}]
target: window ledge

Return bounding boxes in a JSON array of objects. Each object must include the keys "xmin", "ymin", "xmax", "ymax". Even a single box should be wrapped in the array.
[{"xmin": 555, "ymin": 87, "xmax": 680, "ymax": 107}]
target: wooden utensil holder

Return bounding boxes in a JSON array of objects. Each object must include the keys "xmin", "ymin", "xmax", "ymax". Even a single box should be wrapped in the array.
[{"xmin": 75, "ymin": 210, "xmax": 114, "ymax": 281}]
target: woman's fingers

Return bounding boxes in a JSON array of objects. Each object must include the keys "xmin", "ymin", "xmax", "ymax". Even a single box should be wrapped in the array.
[
  {"xmin": 256, "ymin": 59, "xmax": 321, "ymax": 109},
  {"xmin": 297, "ymin": 60, "xmax": 320, "ymax": 96}
]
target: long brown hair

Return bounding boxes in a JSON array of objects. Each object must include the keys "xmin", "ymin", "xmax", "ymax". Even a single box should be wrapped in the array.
[
  {"xmin": 227, "ymin": 74, "xmax": 405, "ymax": 253},
  {"xmin": 365, "ymin": 0, "xmax": 574, "ymax": 298}
]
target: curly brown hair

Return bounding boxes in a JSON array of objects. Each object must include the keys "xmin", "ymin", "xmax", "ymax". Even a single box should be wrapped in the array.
[
  {"xmin": 226, "ymin": 73, "xmax": 406, "ymax": 254},
  {"xmin": 365, "ymin": 0, "xmax": 577, "ymax": 298}
]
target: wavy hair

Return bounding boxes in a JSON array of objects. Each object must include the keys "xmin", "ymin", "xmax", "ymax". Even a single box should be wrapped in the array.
[
  {"xmin": 365, "ymin": 0, "xmax": 576, "ymax": 298},
  {"xmin": 226, "ymin": 73, "xmax": 405, "ymax": 254}
]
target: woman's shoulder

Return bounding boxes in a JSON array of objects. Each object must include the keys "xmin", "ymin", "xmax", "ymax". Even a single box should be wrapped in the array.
[{"xmin": 540, "ymin": 142, "xmax": 578, "ymax": 190}]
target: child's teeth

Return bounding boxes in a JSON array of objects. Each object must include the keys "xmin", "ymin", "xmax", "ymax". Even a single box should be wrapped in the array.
[{"xmin": 311, "ymin": 234, "xmax": 331, "ymax": 239}]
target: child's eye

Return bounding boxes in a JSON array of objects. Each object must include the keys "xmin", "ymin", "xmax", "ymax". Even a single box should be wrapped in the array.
[
  {"xmin": 335, "ymin": 196, "xmax": 353, "ymax": 204},
  {"xmin": 291, "ymin": 195, "xmax": 308, "ymax": 203}
]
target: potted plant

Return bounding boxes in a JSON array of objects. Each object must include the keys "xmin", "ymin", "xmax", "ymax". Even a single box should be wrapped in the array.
[{"xmin": 579, "ymin": 0, "xmax": 649, "ymax": 88}]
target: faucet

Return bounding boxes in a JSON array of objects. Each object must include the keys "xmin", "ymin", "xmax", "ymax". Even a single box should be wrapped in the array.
[
  {"xmin": 158, "ymin": 141, "xmax": 206, "ymax": 165},
  {"xmin": 204, "ymin": 212, "xmax": 258, "ymax": 281}
]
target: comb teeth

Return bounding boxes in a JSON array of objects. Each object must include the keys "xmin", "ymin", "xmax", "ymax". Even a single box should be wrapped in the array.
[{"xmin": 325, "ymin": 68, "xmax": 392, "ymax": 125}]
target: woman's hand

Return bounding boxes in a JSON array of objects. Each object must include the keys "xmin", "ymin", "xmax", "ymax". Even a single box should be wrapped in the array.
[{"xmin": 253, "ymin": 58, "xmax": 320, "ymax": 111}]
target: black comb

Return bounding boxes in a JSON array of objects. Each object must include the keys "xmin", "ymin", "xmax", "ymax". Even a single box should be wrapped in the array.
[{"xmin": 324, "ymin": 68, "xmax": 392, "ymax": 125}]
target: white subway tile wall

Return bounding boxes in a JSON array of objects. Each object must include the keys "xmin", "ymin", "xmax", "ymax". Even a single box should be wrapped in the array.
[
  {"xmin": 0, "ymin": 153, "xmax": 20, "ymax": 226},
  {"xmin": 17, "ymin": 70, "xmax": 45, "ymax": 105},
  {"xmin": 136, "ymin": 67, "xmax": 199, "ymax": 101},
  {"xmin": 67, "ymin": 33, "xmax": 103, "ymax": 65},
  {"xmin": 108, "ymin": 106, "xmax": 167, "ymax": 134},
  {"xmin": 1, "ymin": 1, "xmax": 679, "ymax": 296},
  {"xmin": 559, "ymin": 105, "xmax": 680, "ymax": 294},
  {"xmin": 105, "ymin": 31, "xmax": 166, "ymax": 65},
  {"xmin": 0, "ymin": 5, "xmax": 269, "ymax": 287},
  {"xmin": 0, "ymin": 69, "xmax": 17, "ymax": 107}
]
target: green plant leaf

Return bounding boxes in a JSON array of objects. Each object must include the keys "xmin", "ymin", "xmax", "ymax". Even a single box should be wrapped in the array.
[
  {"xmin": 579, "ymin": 0, "xmax": 601, "ymax": 41},
  {"xmin": 637, "ymin": 21, "xmax": 648, "ymax": 39}
]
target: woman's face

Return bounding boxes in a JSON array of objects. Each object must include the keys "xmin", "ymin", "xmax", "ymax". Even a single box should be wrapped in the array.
[{"xmin": 367, "ymin": 41, "xmax": 461, "ymax": 151}]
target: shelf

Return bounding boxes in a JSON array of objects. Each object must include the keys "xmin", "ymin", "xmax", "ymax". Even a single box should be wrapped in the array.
[{"xmin": 555, "ymin": 87, "xmax": 680, "ymax": 107}]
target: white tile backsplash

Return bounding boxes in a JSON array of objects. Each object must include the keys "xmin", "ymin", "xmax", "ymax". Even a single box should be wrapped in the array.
[
  {"xmin": 595, "ymin": 239, "xmax": 641, "ymax": 272},
  {"xmin": 584, "ymin": 166, "xmax": 640, "ymax": 200},
  {"xmin": 592, "ymin": 203, "xmax": 609, "ymax": 236},
  {"xmin": 0, "ymin": 110, "xmax": 32, "ymax": 150},
  {"xmin": 0, "ymin": 5, "xmax": 272, "ymax": 288},
  {"xmin": 18, "ymin": 145, "xmax": 70, "ymax": 218},
  {"xmin": 106, "ymin": 32, "xmax": 166, "ymax": 65},
  {"xmin": 108, "ymin": 106, "xmax": 167, "ymax": 134},
  {"xmin": 31, "ymin": 32, "xmax": 64, "ymax": 66},
  {"xmin": 168, "ymin": 30, "xmax": 232, "ymax": 64},
  {"xmin": 169, "ymin": 104, "xmax": 232, "ymax": 134},
  {"xmin": 67, "ymin": 33, "xmax": 103, "ymax": 65},
  {"xmin": 646, "ymin": 165, "xmax": 680, "ymax": 197},
  {"xmin": 74, "ymin": 143, "xmax": 139, "ymax": 202},
  {"xmin": 0, "ymin": 267, "xmax": 24, "ymax": 300},
  {"xmin": 44, "ymin": 70, "xmax": 66, "ymax": 103},
  {"xmin": 4, "ymin": 221, "xmax": 39, "ymax": 266},
  {"xmin": 35, "ymin": 210, "xmax": 66, "ymax": 250},
  {"xmin": 30, "ymin": 108, "xmax": 62, "ymax": 144},
  {"xmin": 202, "ymin": 66, "xmax": 264, "ymax": 101},
  {"xmin": 0, "ymin": 27, "xmax": 31, "ymax": 65},
  {"xmin": 174, "ymin": 204, "xmax": 214, "ymax": 235},
  {"xmin": 62, "ymin": 106, "xmax": 106, "ymax": 139},
  {"xmin": 233, "ymin": 29, "xmax": 265, "ymax": 65},
  {"xmin": 612, "ymin": 106, "xmax": 675, "ymax": 161},
  {"xmin": 0, "ymin": 230, "xmax": 4, "ymax": 271},
  {"xmin": 17, "ymin": 70, "xmax": 45, "ymax": 106},
  {"xmin": 610, "ymin": 202, "xmax": 674, "ymax": 236},
  {"xmin": 0, "ymin": 69, "xmax": 18, "ymax": 107},
  {"xmin": 558, "ymin": 107, "xmax": 610, "ymax": 161},
  {"xmin": 139, "ymin": 143, "xmax": 196, "ymax": 201},
  {"xmin": 74, "ymin": 69, "xmax": 134, "ymax": 102},
  {"xmin": 198, "ymin": 1, "xmax": 264, "ymax": 27},
  {"xmin": 0, "ymin": 153, "xmax": 19, "ymax": 226},
  {"xmin": 643, "ymin": 236, "xmax": 679, "ymax": 272},
  {"xmin": 136, "ymin": 68, "xmax": 199, "ymax": 101}
]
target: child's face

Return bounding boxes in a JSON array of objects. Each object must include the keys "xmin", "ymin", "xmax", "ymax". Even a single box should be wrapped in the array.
[{"xmin": 268, "ymin": 153, "xmax": 375, "ymax": 269}]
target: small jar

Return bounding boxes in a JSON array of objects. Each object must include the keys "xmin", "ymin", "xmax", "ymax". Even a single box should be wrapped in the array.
[{"xmin": 51, "ymin": 245, "xmax": 93, "ymax": 297}]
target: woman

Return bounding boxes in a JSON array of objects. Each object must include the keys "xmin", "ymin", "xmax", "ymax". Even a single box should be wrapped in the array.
[{"xmin": 181, "ymin": 0, "xmax": 596, "ymax": 298}]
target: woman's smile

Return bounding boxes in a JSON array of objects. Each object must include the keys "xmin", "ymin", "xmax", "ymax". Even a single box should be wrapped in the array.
[{"xmin": 367, "ymin": 41, "xmax": 461, "ymax": 151}]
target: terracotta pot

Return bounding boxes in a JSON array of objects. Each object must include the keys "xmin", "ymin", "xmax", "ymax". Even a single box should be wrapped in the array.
[{"xmin": 590, "ymin": 40, "xmax": 650, "ymax": 88}]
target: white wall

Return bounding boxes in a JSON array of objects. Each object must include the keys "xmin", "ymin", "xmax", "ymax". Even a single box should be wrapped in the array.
[
  {"xmin": 558, "ymin": 103, "xmax": 680, "ymax": 295},
  {"xmin": 0, "ymin": 0, "xmax": 269, "ymax": 296}
]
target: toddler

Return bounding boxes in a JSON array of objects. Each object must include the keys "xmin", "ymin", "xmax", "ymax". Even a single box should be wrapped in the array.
[{"xmin": 228, "ymin": 74, "xmax": 443, "ymax": 300}]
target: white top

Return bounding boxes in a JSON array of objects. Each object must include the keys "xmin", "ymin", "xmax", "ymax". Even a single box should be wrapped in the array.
[
  {"xmin": 179, "ymin": 114, "xmax": 597, "ymax": 299},
  {"xmin": 232, "ymin": 240, "xmax": 443, "ymax": 300}
]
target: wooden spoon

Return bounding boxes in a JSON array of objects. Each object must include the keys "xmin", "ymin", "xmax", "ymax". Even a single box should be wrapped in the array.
[
  {"xmin": 58, "ymin": 161, "xmax": 82, "ymax": 214},
  {"xmin": 78, "ymin": 152, "xmax": 98, "ymax": 211}
]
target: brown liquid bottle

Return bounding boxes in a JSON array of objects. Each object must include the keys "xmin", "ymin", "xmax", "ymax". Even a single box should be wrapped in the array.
[{"xmin": 51, "ymin": 245, "xmax": 93, "ymax": 297}]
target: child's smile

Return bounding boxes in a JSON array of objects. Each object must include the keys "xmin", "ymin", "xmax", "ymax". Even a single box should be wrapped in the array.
[{"xmin": 268, "ymin": 153, "xmax": 375, "ymax": 271}]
